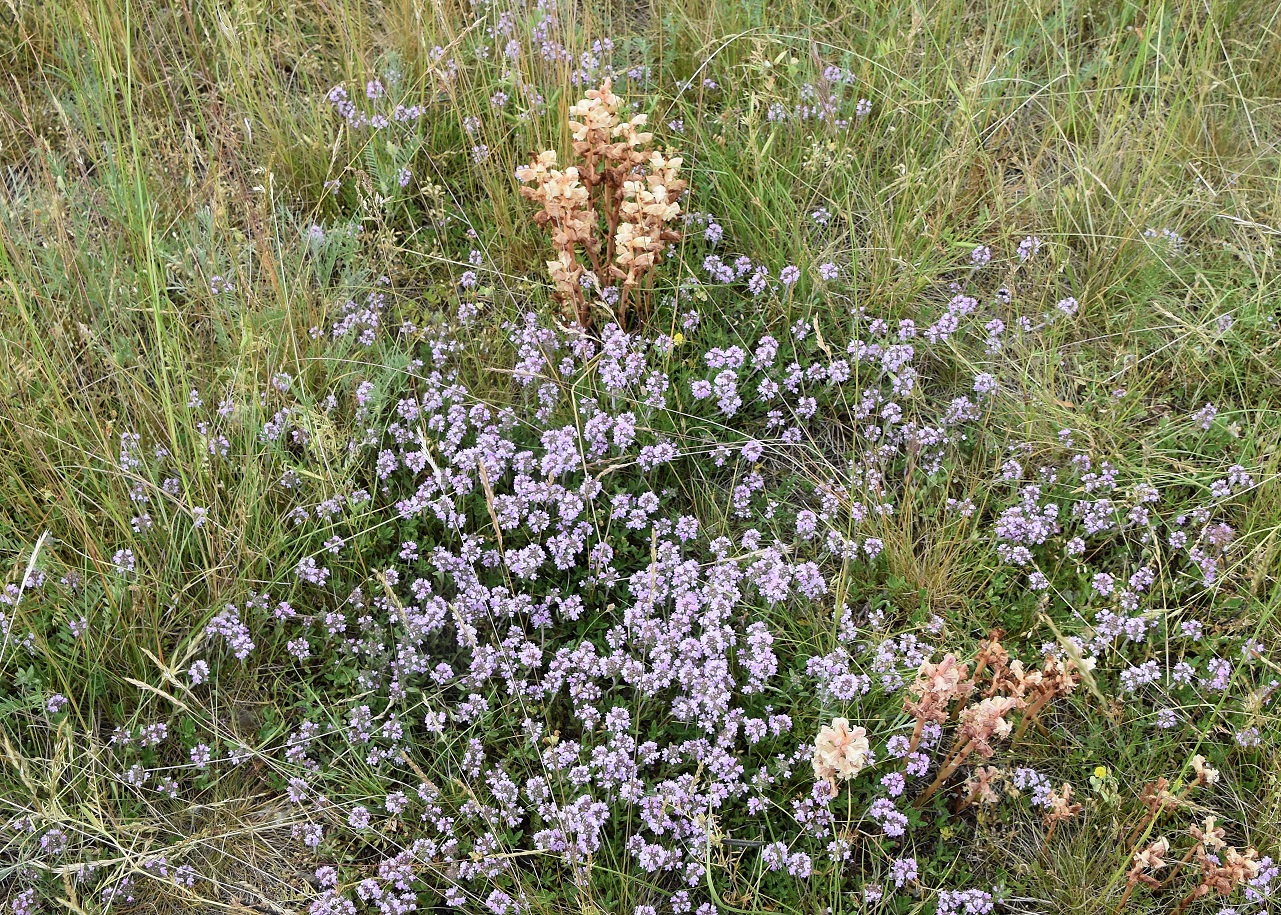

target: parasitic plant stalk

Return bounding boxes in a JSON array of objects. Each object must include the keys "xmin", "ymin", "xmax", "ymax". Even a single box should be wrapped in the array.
[
  {"xmin": 517, "ymin": 80, "xmax": 685, "ymax": 331},
  {"xmin": 906, "ymin": 717, "xmax": 926, "ymax": 755},
  {"xmin": 1011, "ymin": 690, "xmax": 1053, "ymax": 742},
  {"xmin": 1114, "ymin": 838, "xmax": 1171, "ymax": 915},
  {"xmin": 914, "ymin": 695, "xmax": 1019, "ymax": 808},
  {"xmin": 1041, "ymin": 782, "xmax": 1081, "ymax": 855},
  {"xmin": 913, "ymin": 737, "xmax": 975, "ymax": 807}
]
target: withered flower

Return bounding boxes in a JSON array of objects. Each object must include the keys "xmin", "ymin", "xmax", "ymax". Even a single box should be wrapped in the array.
[{"xmin": 958, "ymin": 696, "xmax": 1020, "ymax": 759}]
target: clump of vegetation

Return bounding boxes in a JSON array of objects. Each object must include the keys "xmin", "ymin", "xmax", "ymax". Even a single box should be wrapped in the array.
[
  {"xmin": 518, "ymin": 79, "xmax": 686, "ymax": 329},
  {"xmin": 1, "ymin": 1, "xmax": 1279, "ymax": 914}
]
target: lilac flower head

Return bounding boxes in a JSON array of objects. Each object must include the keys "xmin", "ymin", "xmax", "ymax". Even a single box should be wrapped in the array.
[{"xmin": 891, "ymin": 856, "xmax": 919, "ymax": 888}]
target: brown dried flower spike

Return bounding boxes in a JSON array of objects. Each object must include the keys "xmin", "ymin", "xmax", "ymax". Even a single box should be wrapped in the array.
[
  {"xmin": 517, "ymin": 79, "xmax": 685, "ymax": 330},
  {"xmin": 1114, "ymin": 837, "xmax": 1171, "ymax": 915},
  {"xmin": 1041, "ymin": 782, "xmax": 1082, "ymax": 851},
  {"xmin": 1174, "ymin": 843, "xmax": 1261, "ymax": 914}
]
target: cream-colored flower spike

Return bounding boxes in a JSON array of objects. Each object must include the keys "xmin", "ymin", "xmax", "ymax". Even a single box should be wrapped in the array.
[
  {"xmin": 1190, "ymin": 753, "xmax": 1219, "ymax": 787},
  {"xmin": 812, "ymin": 717, "xmax": 870, "ymax": 791},
  {"xmin": 1133, "ymin": 837, "xmax": 1171, "ymax": 873},
  {"xmin": 1190, "ymin": 815, "xmax": 1226, "ymax": 852},
  {"xmin": 906, "ymin": 653, "xmax": 974, "ymax": 725}
]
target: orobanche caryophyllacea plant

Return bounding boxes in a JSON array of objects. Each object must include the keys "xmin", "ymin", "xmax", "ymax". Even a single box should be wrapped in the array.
[
  {"xmin": 1114, "ymin": 815, "xmax": 1264, "ymax": 915},
  {"xmin": 896, "ymin": 631, "xmax": 1090, "ymax": 809},
  {"xmin": 811, "ymin": 717, "xmax": 871, "ymax": 794},
  {"xmin": 1040, "ymin": 782, "xmax": 1082, "ymax": 852},
  {"xmin": 517, "ymin": 79, "xmax": 685, "ymax": 330}
]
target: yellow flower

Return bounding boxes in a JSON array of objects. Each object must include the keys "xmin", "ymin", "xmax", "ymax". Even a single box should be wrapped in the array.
[
  {"xmin": 672, "ymin": 332, "xmax": 685, "ymax": 346},
  {"xmin": 1094, "ymin": 765, "xmax": 1110, "ymax": 780}
]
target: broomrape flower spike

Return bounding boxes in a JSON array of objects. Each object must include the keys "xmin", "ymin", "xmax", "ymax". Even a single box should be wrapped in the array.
[
  {"xmin": 956, "ymin": 765, "xmax": 1004, "ymax": 813},
  {"xmin": 1189, "ymin": 816, "xmax": 1227, "ymax": 853},
  {"xmin": 957, "ymin": 696, "xmax": 1020, "ymax": 759},
  {"xmin": 1041, "ymin": 782, "xmax": 1081, "ymax": 851},
  {"xmin": 1008, "ymin": 653, "xmax": 1089, "ymax": 742},
  {"xmin": 1176, "ymin": 843, "xmax": 1262, "ymax": 913},
  {"xmin": 1115, "ymin": 838, "xmax": 1171, "ymax": 915},
  {"xmin": 1172, "ymin": 816, "xmax": 1260, "ymax": 911},
  {"xmin": 1157, "ymin": 816, "xmax": 1229, "ymax": 892},
  {"xmin": 904, "ymin": 653, "xmax": 974, "ymax": 752},
  {"xmin": 518, "ymin": 79, "xmax": 685, "ymax": 330},
  {"xmin": 1126, "ymin": 776, "xmax": 1181, "ymax": 847},
  {"xmin": 1190, "ymin": 753, "xmax": 1219, "ymax": 788},
  {"xmin": 812, "ymin": 717, "xmax": 870, "ymax": 794},
  {"xmin": 971, "ymin": 629, "xmax": 1009, "ymax": 684},
  {"xmin": 914, "ymin": 695, "xmax": 1019, "ymax": 808}
]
